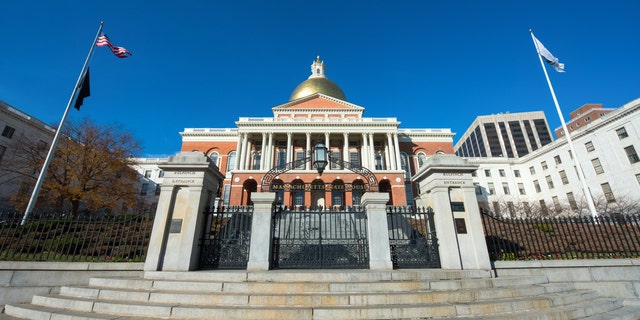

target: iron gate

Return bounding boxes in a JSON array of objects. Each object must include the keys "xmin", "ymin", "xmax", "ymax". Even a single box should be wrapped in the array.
[
  {"xmin": 271, "ymin": 207, "xmax": 369, "ymax": 269},
  {"xmin": 387, "ymin": 206, "xmax": 440, "ymax": 268},
  {"xmin": 199, "ymin": 206, "xmax": 252, "ymax": 270}
]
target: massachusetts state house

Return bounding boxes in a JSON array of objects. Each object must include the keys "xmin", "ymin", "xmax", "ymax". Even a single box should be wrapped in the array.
[{"xmin": 180, "ymin": 57, "xmax": 454, "ymax": 208}]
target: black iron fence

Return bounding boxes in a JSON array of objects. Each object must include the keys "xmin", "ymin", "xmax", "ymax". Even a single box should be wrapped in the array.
[
  {"xmin": 387, "ymin": 206, "xmax": 440, "ymax": 268},
  {"xmin": 271, "ymin": 206, "xmax": 369, "ymax": 269},
  {"xmin": 0, "ymin": 211, "xmax": 152, "ymax": 262},
  {"xmin": 482, "ymin": 213, "xmax": 640, "ymax": 260},
  {"xmin": 198, "ymin": 206, "xmax": 253, "ymax": 270}
]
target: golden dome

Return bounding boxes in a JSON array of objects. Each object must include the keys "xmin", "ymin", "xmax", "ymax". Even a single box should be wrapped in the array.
[{"xmin": 289, "ymin": 56, "xmax": 347, "ymax": 101}]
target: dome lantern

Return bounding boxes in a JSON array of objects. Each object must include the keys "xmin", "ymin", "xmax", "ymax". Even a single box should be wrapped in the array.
[{"xmin": 289, "ymin": 56, "xmax": 347, "ymax": 101}]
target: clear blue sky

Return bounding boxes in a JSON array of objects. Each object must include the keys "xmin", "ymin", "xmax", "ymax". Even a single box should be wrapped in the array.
[{"xmin": 1, "ymin": 1, "xmax": 638, "ymax": 157}]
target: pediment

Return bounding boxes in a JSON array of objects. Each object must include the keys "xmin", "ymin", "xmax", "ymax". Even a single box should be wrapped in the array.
[{"xmin": 272, "ymin": 93, "xmax": 364, "ymax": 111}]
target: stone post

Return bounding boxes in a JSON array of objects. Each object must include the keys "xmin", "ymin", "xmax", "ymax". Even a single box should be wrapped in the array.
[
  {"xmin": 362, "ymin": 192, "xmax": 393, "ymax": 270},
  {"xmin": 412, "ymin": 154, "xmax": 491, "ymax": 270},
  {"xmin": 144, "ymin": 152, "xmax": 224, "ymax": 272},
  {"xmin": 247, "ymin": 192, "xmax": 276, "ymax": 271}
]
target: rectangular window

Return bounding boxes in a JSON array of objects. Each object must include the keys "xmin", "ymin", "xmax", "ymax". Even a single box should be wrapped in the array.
[
  {"xmin": 492, "ymin": 201, "xmax": 501, "ymax": 215},
  {"xmin": 0, "ymin": 145, "xmax": 5, "ymax": 162},
  {"xmin": 487, "ymin": 182, "xmax": 495, "ymax": 195},
  {"xmin": 585, "ymin": 141, "xmax": 595, "ymax": 152},
  {"xmin": 158, "ymin": 170, "xmax": 164, "ymax": 178},
  {"xmin": 507, "ymin": 202, "xmax": 515, "ymax": 218},
  {"xmin": 276, "ymin": 149, "xmax": 287, "ymax": 167},
  {"xmin": 539, "ymin": 200, "xmax": 548, "ymax": 216},
  {"xmin": 637, "ymin": 173, "xmax": 640, "ymax": 186},
  {"xmin": 559, "ymin": 170, "xmax": 569, "ymax": 185},
  {"xmin": 474, "ymin": 183, "xmax": 482, "ymax": 195},
  {"xmin": 529, "ymin": 166, "xmax": 535, "ymax": 175},
  {"xmin": 546, "ymin": 175, "xmax": 554, "ymax": 189},
  {"xmin": 499, "ymin": 169, "xmax": 506, "ymax": 177},
  {"xmin": 144, "ymin": 170, "xmax": 152, "ymax": 178},
  {"xmin": 330, "ymin": 150, "xmax": 342, "ymax": 170},
  {"xmin": 294, "ymin": 150, "xmax": 305, "ymax": 169},
  {"xmin": 514, "ymin": 170, "xmax": 520, "ymax": 178},
  {"xmin": 552, "ymin": 196, "xmax": 562, "ymax": 213},
  {"xmin": 484, "ymin": 169, "xmax": 491, "ymax": 177},
  {"xmin": 140, "ymin": 183, "xmax": 149, "ymax": 195},
  {"xmin": 523, "ymin": 202, "xmax": 531, "ymax": 215},
  {"xmin": 616, "ymin": 127, "xmax": 629, "ymax": 139},
  {"xmin": 471, "ymin": 171, "xmax": 477, "ymax": 177},
  {"xmin": 223, "ymin": 185, "xmax": 231, "ymax": 206},
  {"xmin": 541, "ymin": 161, "xmax": 548, "ymax": 170},
  {"xmin": 534, "ymin": 180, "xmax": 541, "ymax": 193},
  {"xmin": 253, "ymin": 152, "xmax": 262, "ymax": 170},
  {"xmin": 502, "ymin": 182, "xmax": 510, "ymax": 195},
  {"xmin": 518, "ymin": 183, "xmax": 526, "ymax": 195},
  {"xmin": 624, "ymin": 145, "xmax": 640, "ymax": 164},
  {"xmin": 591, "ymin": 158, "xmax": 604, "ymax": 174},
  {"xmin": 349, "ymin": 150, "xmax": 360, "ymax": 167},
  {"xmin": 601, "ymin": 182, "xmax": 616, "ymax": 203},
  {"xmin": 567, "ymin": 192, "xmax": 578, "ymax": 210},
  {"xmin": 1, "ymin": 126, "xmax": 15, "ymax": 139},
  {"xmin": 554, "ymin": 155, "xmax": 562, "ymax": 165}
]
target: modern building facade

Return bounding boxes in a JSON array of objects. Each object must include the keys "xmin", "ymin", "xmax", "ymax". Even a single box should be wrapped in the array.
[
  {"xmin": 454, "ymin": 111, "xmax": 554, "ymax": 158},
  {"xmin": 466, "ymin": 98, "xmax": 640, "ymax": 217},
  {"xmin": 180, "ymin": 57, "xmax": 455, "ymax": 208}
]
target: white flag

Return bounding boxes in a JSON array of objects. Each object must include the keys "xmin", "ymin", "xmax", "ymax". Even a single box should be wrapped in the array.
[{"xmin": 533, "ymin": 35, "xmax": 565, "ymax": 72}]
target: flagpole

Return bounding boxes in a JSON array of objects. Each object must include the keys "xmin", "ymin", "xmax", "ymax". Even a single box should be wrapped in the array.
[
  {"xmin": 22, "ymin": 22, "xmax": 105, "ymax": 225},
  {"xmin": 529, "ymin": 29, "xmax": 598, "ymax": 219}
]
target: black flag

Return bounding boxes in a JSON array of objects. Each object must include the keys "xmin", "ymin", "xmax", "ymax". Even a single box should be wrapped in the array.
[{"xmin": 74, "ymin": 68, "xmax": 91, "ymax": 110}]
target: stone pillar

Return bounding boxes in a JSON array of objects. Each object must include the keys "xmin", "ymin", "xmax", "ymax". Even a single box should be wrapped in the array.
[
  {"xmin": 144, "ymin": 152, "xmax": 224, "ymax": 271},
  {"xmin": 286, "ymin": 132, "xmax": 292, "ymax": 163},
  {"xmin": 261, "ymin": 133, "xmax": 267, "ymax": 170},
  {"xmin": 362, "ymin": 193, "xmax": 393, "ymax": 270},
  {"xmin": 247, "ymin": 192, "xmax": 276, "ymax": 271},
  {"xmin": 412, "ymin": 154, "xmax": 491, "ymax": 270},
  {"xmin": 305, "ymin": 132, "xmax": 311, "ymax": 171}
]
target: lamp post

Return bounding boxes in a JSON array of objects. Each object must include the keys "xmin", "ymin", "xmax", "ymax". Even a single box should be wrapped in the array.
[{"xmin": 313, "ymin": 137, "xmax": 328, "ymax": 175}]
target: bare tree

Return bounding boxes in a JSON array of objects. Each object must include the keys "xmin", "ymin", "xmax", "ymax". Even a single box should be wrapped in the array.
[{"xmin": 0, "ymin": 119, "xmax": 142, "ymax": 216}]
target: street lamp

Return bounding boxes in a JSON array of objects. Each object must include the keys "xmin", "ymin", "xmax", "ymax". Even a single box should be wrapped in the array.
[{"xmin": 313, "ymin": 137, "xmax": 328, "ymax": 175}]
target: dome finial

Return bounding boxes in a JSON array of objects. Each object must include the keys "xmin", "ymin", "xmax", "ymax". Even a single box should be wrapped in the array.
[
  {"xmin": 310, "ymin": 56, "xmax": 325, "ymax": 79},
  {"xmin": 289, "ymin": 56, "xmax": 346, "ymax": 101}
]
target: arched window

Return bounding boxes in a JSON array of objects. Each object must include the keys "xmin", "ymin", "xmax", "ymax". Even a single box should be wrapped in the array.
[
  {"xmin": 209, "ymin": 151, "xmax": 219, "ymax": 167},
  {"xmin": 227, "ymin": 151, "xmax": 237, "ymax": 172},
  {"xmin": 331, "ymin": 180, "xmax": 345, "ymax": 208},
  {"xmin": 417, "ymin": 152, "xmax": 427, "ymax": 168},
  {"xmin": 400, "ymin": 152, "xmax": 410, "ymax": 179},
  {"xmin": 352, "ymin": 180, "xmax": 365, "ymax": 206}
]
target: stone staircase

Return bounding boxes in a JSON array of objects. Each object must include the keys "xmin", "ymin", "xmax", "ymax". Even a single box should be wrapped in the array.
[{"xmin": 3, "ymin": 269, "xmax": 640, "ymax": 319}]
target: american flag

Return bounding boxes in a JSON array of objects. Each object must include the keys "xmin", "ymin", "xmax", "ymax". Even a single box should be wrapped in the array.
[{"xmin": 97, "ymin": 33, "xmax": 132, "ymax": 58}]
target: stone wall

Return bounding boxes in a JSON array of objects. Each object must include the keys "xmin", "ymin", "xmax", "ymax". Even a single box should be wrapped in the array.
[
  {"xmin": 0, "ymin": 262, "xmax": 143, "ymax": 307},
  {"xmin": 494, "ymin": 259, "xmax": 640, "ymax": 304}
]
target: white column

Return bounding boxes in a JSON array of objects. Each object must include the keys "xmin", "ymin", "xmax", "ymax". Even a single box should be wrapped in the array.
[
  {"xmin": 343, "ymin": 132, "xmax": 349, "ymax": 166},
  {"xmin": 384, "ymin": 139, "xmax": 391, "ymax": 170},
  {"xmin": 361, "ymin": 133, "xmax": 369, "ymax": 169},
  {"xmin": 286, "ymin": 132, "xmax": 293, "ymax": 164},
  {"xmin": 267, "ymin": 132, "xmax": 274, "ymax": 169},
  {"xmin": 386, "ymin": 133, "xmax": 397, "ymax": 170},
  {"xmin": 367, "ymin": 133, "xmax": 376, "ymax": 170},
  {"xmin": 239, "ymin": 133, "xmax": 249, "ymax": 170},
  {"xmin": 260, "ymin": 133, "xmax": 267, "ymax": 170},
  {"xmin": 245, "ymin": 138, "xmax": 253, "ymax": 170},
  {"xmin": 393, "ymin": 133, "xmax": 402, "ymax": 172},
  {"xmin": 305, "ymin": 132, "xmax": 311, "ymax": 171},
  {"xmin": 234, "ymin": 133, "xmax": 243, "ymax": 171}
]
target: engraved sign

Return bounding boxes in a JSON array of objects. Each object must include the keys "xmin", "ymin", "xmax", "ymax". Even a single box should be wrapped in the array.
[
  {"xmin": 451, "ymin": 202, "xmax": 465, "ymax": 212},
  {"xmin": 169, "ymin": 219, "xmax": 183, "ymax": 233}
]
